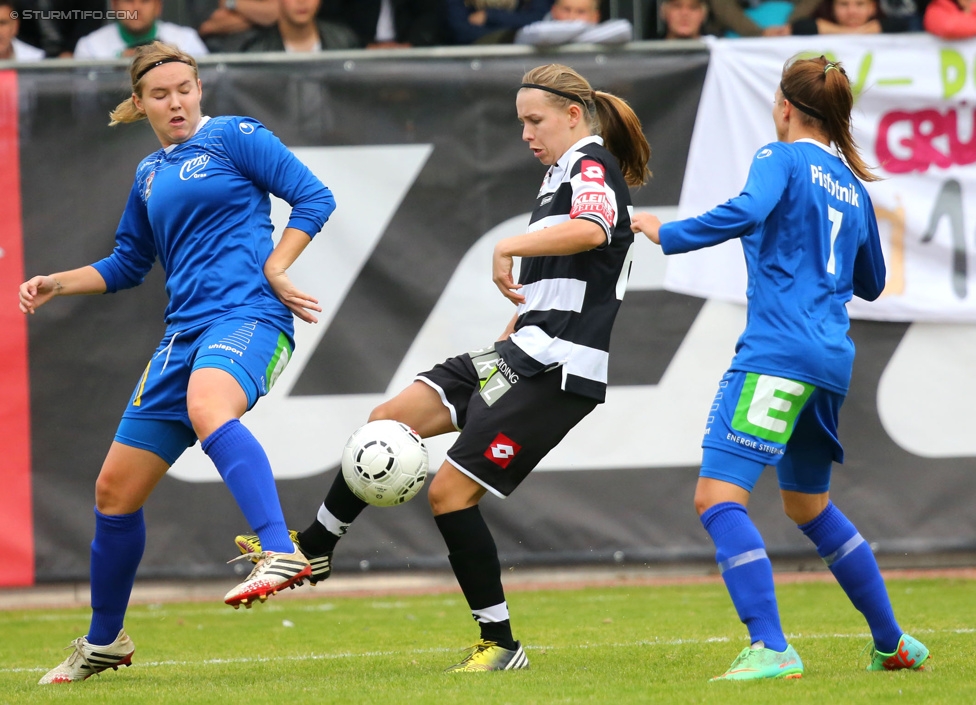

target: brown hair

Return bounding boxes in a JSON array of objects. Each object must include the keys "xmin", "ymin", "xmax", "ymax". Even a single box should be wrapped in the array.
[
  {"xmin": 780, "ymin": 55, "xmax": 878, "ymax": 182},
  {"xmin": 109, "ymin": 41, "xmax": 199, "ymax": 127},
  {"xmin": 520, "ymin": 64, "xmax": 651, "ymax": 187}
]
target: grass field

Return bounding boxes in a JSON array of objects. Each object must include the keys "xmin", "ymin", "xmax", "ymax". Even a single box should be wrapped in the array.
[{"xmin": 1, "ymin": 575, "xmax": 974, "ymax": 704}]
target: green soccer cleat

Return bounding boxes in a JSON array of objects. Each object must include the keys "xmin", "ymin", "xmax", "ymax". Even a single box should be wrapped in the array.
[
  {"xmin": 710, "ymin": 643, "xmax": 804, "ymax": 681},
  {"xmin": 235, "ymin": 529, "xmax": 332, "ymax": 585},
  {"xmin": 866, "ymin": 634, "xmax": 930, "ymax": 671},
  {"xmin": 445, "ymin": 640, "xmax": 529, "ymax": 673}
]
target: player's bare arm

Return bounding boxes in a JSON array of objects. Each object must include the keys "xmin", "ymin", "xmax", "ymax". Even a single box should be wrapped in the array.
[{"xmin": 18, "ymin": 266, "xmax": 107, "ymax": 314}]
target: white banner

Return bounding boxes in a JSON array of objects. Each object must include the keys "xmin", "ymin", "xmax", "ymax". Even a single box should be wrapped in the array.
[{"xmin": 665, "ymin": 35, "xmax": 976, "ymax": 322}]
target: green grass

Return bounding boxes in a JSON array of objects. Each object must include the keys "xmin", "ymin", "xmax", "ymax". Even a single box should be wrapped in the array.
[{"xmin": 1, "ymin": 577, "xmax": 973, "ymax": 704}]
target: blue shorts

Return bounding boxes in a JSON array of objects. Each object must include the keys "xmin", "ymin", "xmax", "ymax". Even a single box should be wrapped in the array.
[
  {"xmin": 699, "ymin": 370, "xmax": 844, "ymax": 494},
  {"xmin": 114, "ymin": 315, "xmax": 293, "ymax": 464}
]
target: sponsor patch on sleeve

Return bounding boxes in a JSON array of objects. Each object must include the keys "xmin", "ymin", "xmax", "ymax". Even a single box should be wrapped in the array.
[
  {"xmin": 579, "ymin": 159, "xmax": 606, "ymax": 185},
  {"xmin": 570, "ymin": 191, "xmax": 615, "ymax": 225}
]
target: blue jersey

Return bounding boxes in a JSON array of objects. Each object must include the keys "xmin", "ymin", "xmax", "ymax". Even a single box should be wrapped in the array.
[
  {"xmin": 659, "ymin": 139, "xmax": 886, "ymax": 394},
  {"xmin": 92, "ymin": 116, "xmax": 335, "ymax": 336}
]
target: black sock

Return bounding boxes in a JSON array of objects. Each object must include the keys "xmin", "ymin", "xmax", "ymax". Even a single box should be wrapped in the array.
[
  {"xmin": 298, "ymin": 471, "xmax": 368, "ymax": 554},
  {"xmin": 435, "ymin": 506, "xmax": 516, "ymax": 650}
]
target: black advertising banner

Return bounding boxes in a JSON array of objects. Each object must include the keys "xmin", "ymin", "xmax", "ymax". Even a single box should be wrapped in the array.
[{"xmin": 8, "ymin": 46, "xmax": 974, "ymax": 584}]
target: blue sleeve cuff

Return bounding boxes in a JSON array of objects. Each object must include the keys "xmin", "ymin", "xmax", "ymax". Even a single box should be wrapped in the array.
[{"xmin": 90, "ymin": 259, "xmax": 118, "ymax": 293}]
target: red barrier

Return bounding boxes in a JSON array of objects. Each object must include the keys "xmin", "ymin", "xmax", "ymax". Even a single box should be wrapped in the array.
[{"xmin": 0, "ymin": 69, "xmax": 34, "ymax": 587}]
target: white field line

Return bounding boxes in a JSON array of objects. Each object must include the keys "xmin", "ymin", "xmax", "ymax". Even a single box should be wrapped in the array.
[{"xmin": 4, "ymin": 627, "xmax": 972, "ymax": 675}]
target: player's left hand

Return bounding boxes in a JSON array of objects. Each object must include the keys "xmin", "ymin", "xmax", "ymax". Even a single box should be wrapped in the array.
[
  {"xmin": 631, "ymin": 212, "xmax": 662, "ymax": 245},
  {"xmin": 266, "ymin": 270, "xmax": 322, "ymax": 324},
  {"xmin": 492, "ymin": 240, "xmax": 524, "ymax": 305}
]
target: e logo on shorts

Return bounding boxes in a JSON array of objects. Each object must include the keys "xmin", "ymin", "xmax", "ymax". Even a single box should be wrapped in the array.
[{"xmin": 731, "ymin": 373, "xmax": 814, "ymax": 444}]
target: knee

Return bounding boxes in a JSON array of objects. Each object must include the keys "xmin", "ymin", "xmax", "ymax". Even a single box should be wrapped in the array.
[
  {"xmin": 94, "ymin": 473, "xmax": 127, "ymax": 514},
  {"xmin": 427, "ymin": 473, "xmax": 478, "ymax": 517},
  {"xmin": 186, "ymin": 398, "xmax": 221, "ymax": 440},
  {"xmin": 368, "ymin": 400, "xmax": 397, "ymax": 423},
  {"xmin": 782, "ymin": 494, "xmax": 829, "ymax": 525},
  {"xmin": 427, "ymin": 477, "xmax": 450, "ymax": 516},
  {"xmin": 693, "ymin": 491, "xmax": 711, "ymax": 518}
]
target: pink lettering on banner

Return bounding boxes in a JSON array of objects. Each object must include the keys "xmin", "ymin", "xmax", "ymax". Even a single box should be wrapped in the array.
[{"xmin": 876, "ymin": 107, "xmax": 976, "ymax": 174}]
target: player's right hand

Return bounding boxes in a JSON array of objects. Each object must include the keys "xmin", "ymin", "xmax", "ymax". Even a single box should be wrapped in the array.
[
  {"xmin": 18, "ymin": 276, "xmax": 58, "ymax": 314},
  {"xmin": 630, "ymin": 212, "xmax": 662, "ymax": 245}
]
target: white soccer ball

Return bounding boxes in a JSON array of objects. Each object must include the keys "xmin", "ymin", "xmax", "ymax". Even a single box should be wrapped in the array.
[{"xmin": 341, "ymin": 420, "xmax": 429, "ymax": 507}]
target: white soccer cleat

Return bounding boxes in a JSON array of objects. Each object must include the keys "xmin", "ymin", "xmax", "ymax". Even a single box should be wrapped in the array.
[
  {"xmin": 38, "ymin": 629, "xmax": 135, "ymax": 684},
  {"xmin": 224, "ymin": 545, "xmax": 312, "ymax": 609}
]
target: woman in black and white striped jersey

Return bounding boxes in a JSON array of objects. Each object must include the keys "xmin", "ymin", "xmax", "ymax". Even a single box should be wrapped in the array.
[{"xmin": 237, "ymin": 62, "xmax": 651, "ymax": 673}]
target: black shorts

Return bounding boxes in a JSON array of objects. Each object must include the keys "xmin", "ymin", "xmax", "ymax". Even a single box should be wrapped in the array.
[{"xmin": 416, "ymin": 345, "xmax": 598, "ymax": 497}]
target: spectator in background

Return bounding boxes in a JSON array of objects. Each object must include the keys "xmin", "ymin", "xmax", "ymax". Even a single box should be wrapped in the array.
[
  {"xmin": 791, "ymin": 0, "xmax": 911, "ymax": 33},
  {"xmin": 651, "ymin": 0, "xmax": 712, "ymax": 38},
  {"xmin": 880, "ymin": 0, "xmax": 921, "ymax": 30},
  {"xmin": 446, "ymin": 0, "xmax": 549, "ymax": 44},
  {"xmin": 0, "ymin": 0, "xmax": 45, "ymax": 59},
  {"xmin": 14, "ymin": 0, "xmax": 104, "ymax": 56},
  {"xmin": 235, "ymin": 0, "xmax": 358, "ymax": 50},
  {"xmin": 196, "ymin": 0, "xmax": 280, "ymax": 52},
  {"xmin": 924, "ymin": 0, "xmax": 976, "ymax": 38},
  {"xmin": 318, "ymin": 0, "xmax": 445, "ymax": 48},
  {"xmin": 515, "ymin": 0, "xmax": 633, "ymax": 45},
  {"xmin": 74, "ymin": 0, "xmax": 209, "ymax": 58},
  {"xmin": 710, "ymin": 0, "xmax": 820, "ymax": 35}
]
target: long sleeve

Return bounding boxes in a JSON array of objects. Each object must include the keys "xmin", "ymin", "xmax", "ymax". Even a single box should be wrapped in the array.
[
  {"xmin": 788, "ymin": 0, "xmax": 822, "ymax": 21},
  {"xmin": 708, "ymin": 0, "xmax": 762, "ymax": 36},
  {"xmin": 222, "ymin": 118, "xmax": 336, "ymax": 238},
  {"xmin": 852, "ymin": 193, "xmax": 887, "ymax": 301},
  {"xmin": 92, "ymin": 179, "xmax": 158, "ymax": 292},
  {"xmin": 659, "ymin": 144, "xmax": 791, "ymax": 255}
]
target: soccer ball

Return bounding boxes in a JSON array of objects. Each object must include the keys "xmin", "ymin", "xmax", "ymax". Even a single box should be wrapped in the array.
[{"xmin": 341, "ymin": 420, "xmax": 429, "ymax": 507}]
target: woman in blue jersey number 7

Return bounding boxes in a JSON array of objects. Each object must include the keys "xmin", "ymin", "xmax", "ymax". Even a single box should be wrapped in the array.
[
  {"xmin": 19, "ymin": 41, "xmax": 336, "ymax": 684},
  {"xmin": 631, "ymin": 55, "xmax": 929, "ymax": 680}
]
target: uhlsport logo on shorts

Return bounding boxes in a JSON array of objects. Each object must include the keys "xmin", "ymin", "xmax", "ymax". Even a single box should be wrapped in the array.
[{"xmin": 484, "ymin": 433, "xmax": 521, "ymax": 469}]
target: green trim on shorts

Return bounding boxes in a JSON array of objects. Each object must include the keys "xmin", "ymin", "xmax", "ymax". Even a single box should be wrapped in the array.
[
  {"xmin": 731, "ymin": 372, "xmax": 814, "ymax": 444},
  {"xmin": 265, "ymin": 332, "xmax": 292, "ymax": 391}
]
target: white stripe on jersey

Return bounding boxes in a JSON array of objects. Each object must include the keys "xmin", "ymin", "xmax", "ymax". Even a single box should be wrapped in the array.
[
  {"xmin": 563, "ymin": 343, "xmax": 609, "ymax": 386},
  {"xmin": 517, "ymin": 278, "xmax": 587, "ymax": 315},
  {"xmin": 510, "ymin": 326, "xmax": 609, "ymax": 385}
]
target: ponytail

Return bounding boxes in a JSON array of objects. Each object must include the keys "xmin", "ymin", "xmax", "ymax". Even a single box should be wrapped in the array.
[
  {"xmin": 521, "ymin": 64, "xmax": 651, "ymax": 187},
  {"xmin": 592, "ymin": 91, "xmax": 651, "ymax": 187},
  {"xmin": 781, "ymin": 55, "xmax": 879, "ymax": 182}
]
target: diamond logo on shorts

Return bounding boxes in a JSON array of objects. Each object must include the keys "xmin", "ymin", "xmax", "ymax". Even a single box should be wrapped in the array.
[{"xmin": 484, "ymin": 433, "xmax": 521, "ymax": 469}]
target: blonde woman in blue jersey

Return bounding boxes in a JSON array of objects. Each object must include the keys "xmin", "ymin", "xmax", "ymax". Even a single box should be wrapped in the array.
[
  {"xmin": 631, "ymin": 55, "xmax": 929, "ymax": 680},
  {"xmin": 19, "ymin": 42, "xmax": 335, "ymax": 684}
]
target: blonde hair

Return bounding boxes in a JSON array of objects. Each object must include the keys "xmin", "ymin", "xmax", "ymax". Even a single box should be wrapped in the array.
[
  {"xmin": 521, "ymin": 64, "xmax": 651, "ymax": 187},
  {"xmin": 109, "ymin": 41, "xmax": 199, "ymax": 127}
]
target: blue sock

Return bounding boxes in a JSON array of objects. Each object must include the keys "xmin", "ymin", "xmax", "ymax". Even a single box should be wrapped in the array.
[
  {"xmin": 799, "ymin": 501, "xmax": 901, "ymax": 653},
  {"xmin": 88, "ymin": 508, "xmax": 145, "ymax": 646},
  {"xmin": 202, "ymin": 419, "xmax": 291, "ymax": 553},
  {"xmin": 701, "ymin": 502, "xmax": 787, "ymax": 652}
]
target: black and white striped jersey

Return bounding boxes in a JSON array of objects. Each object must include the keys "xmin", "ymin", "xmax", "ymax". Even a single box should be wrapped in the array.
[{"xmin": 495, "ymin": 135, "xmax": 634, "ymax": 402}]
